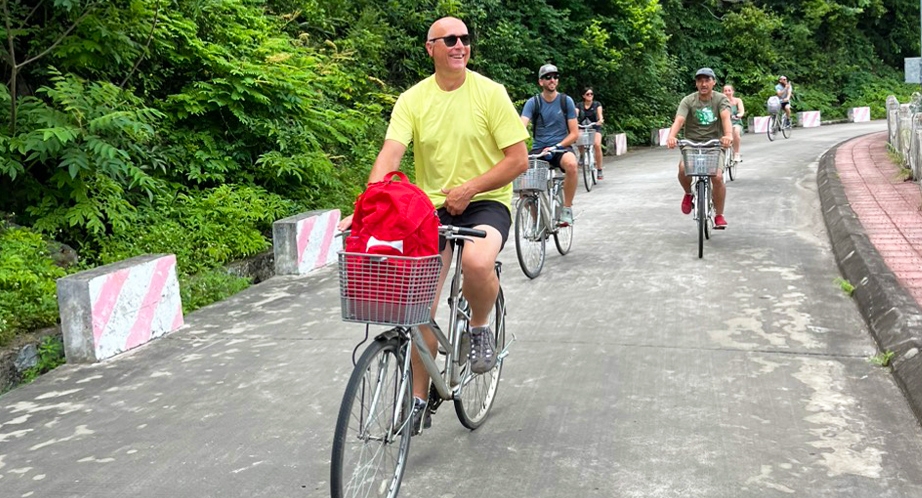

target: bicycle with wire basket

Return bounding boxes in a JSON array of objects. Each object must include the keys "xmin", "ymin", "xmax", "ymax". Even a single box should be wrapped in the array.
[
  {"xmin": 512, "ymin": 148, "xmax": 573, "ymax": 279},
  {"xmin": 577, "ymin": 123, "xmax": 599, "ymax": 192},
  {"xmin": 679, "ymin": 139, "xmax": 722, "ymax": 259},
  {"xmin": 766, "ymin": 96, "xmax": 792, "ymax": 142},
  {"xmin": 331, "ymin": 225, "xmax": 511, "ymax": 498}
]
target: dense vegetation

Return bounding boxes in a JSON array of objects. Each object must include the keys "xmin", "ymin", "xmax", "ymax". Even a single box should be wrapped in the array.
[{"xmin": 0, "ymin": 0, "xmax": 918, "ymax": 345}]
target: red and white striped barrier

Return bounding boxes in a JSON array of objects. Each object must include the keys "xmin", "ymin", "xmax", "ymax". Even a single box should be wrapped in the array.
[
  {"xmin": 849, "ymin": 107, "xmax": 871, "ymax": 123},
  {"xmin": 652, "ymin": 128, "xmax": 670, "ymax": 146},
  {"xmin": 798, "ymin": 111, "xmax": 821, "ymax": 128},
  {"xmin": 750, "ymin": 116, "xmax": 771, "ymax": 133},
  {"xmin": 273, "ymin": 209, "xmax": 341, "ymax": 275},
  {"xmin": 614, "ymin": 133, "xmax": 627, "ymax": 155},
  {"xmin": 57, "ymin": 254, "xmax": 184, "ymax": 363}
]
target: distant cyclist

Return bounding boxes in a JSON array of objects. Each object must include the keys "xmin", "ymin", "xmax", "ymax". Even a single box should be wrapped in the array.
[
  {"xmin": 665, "ymin": 67, "xmax": 733, "ymax": 229},
  {"xmin": 775, "ymin": 75, "xmax": 793, "ymax": 125},
  {"xmin": 520, "ymin": 64, "xmax": 579, "ymax": 225},
  {"xmin": 722, "ymin": 84, "xmax": 745, "ymax": 163},
  {"xmin": 577, "ymin": 87, "xmax": 605, "ymax": 179}
]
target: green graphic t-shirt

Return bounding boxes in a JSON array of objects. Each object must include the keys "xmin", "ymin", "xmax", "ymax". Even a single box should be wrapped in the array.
[{"xmin": 676, "ymin": 92, "xmax": 730, "ymax": 142}]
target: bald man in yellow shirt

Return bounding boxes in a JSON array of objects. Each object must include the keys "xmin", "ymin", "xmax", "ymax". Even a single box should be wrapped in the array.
[{"xmin": 339, "ymin": 17, "xmax": 528, "ymax": 414}]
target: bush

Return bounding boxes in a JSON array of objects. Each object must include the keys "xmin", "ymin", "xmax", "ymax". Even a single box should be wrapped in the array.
[
  {"xmin": 0, "ymin": 228, "xmax": 67, "ymax": 346},
  {"xmin": 91, "ymin": 184, "xmax": 299, "ymax": 275},
  {"xmin": 179, "ymin": 270, "xmax": 252, "ymax": 315}
]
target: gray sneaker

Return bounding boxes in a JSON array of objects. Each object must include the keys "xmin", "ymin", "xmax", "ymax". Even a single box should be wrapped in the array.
[
  {"xmin": 560, "ymin": 207, "xmax": 574, "ymax": 226},
  {"xmin": 469, "ymin": 326, "xmax": 497, "ymax": 374}
]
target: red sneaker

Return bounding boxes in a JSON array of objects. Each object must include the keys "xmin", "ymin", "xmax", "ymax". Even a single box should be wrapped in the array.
[
  {"xmin": 714, "ymin": 215, "xmax": 727, "ymax": 229},
  {"xmin": 681, "ymin": 193, "xmax": 693, "ymax": 214}
]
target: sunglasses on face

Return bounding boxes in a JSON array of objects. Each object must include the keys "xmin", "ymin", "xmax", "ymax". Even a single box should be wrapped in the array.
[
  {"xmin": 541, "ymin": 74, "xmax": 559, "ymax": 81},
  {"xmin": 428, "ymin": 34, "xmax": 471, "ymax": 47},
  {"xmin": 584, "ymin": 92, "xmax": 593, "ymax": 96}
]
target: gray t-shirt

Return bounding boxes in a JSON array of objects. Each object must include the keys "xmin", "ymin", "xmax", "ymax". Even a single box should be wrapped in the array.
[
  {"xmin": 676, "ymin": 92, "xmax": 730, "ymax": 142},
  {"xmin": 522, "ymin": 93, "xmax": 577, "ymax": 149}
]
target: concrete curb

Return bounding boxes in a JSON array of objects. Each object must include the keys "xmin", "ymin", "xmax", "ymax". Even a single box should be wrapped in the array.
[{"xmin": 818, "ymin": 139, "xmax": 922, "ymax": 423}]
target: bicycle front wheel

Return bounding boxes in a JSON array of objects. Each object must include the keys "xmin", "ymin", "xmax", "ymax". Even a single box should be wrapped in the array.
[
  {"xmin": 514, "ymin": 195, "xmax": 545, "ymax": 279},
  {"xmin": 455, "ymin": 285, "xmax": 505, "ymax": 429},
  {"xmin": 767, "ymin": 116, "xmax": 776, "ymax": 142},
  {"xmin": 696, "ymin": 180, "xmax": 707, "ymax": 258},
  {"xmin": 726, "ymin": 153, "xmax": 735, "ymax": 182},
  {"xmin": 331, "ymin": 338, "xmax": 412, "ymax": 498},
  {"xmin": 581, "ymin": 150, "xmax": 593, "ymax": 192},
  {"xmin": 589, "ymin": 148, "xmax": 598, "ymax": 185},
  {"xmin": 782, "ymin": 118, "xmax": 792, "ymax": 139},
  {"xmin": 553, "ymin": 187, "xmax": 573, "ymax": 255}
]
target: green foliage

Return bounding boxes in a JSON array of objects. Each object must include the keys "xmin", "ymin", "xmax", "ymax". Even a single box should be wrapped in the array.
[
  {"xmin": 0, "ymin": 71, "xmax": 166, "ymax": 238},
  {"xmin": 92, "ymin": 184, "xmax": 299, "ymax": 275},
  {"xmin": 869, "ymin": 350, "xmax": 895, "ymax": 368},
  {"xmin": 835, "ymin": 277, "xmax": 855, "ymax": 296},
  {"xmin": 21, "ymin": 335, "xmax": 67, "ymax": 383},
  {"xmin": 0, "ymin": 228, "xmax": 67, "ymax": 346},
  {"xmin": 179, "ymin": 270, "xmax": 251, "ymax": 315}
]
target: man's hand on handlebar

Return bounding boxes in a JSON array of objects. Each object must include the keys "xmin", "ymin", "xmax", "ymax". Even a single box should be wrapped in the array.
[
  {"xmin": 666, "ymin": 136, "xmax": 678, "ymax": 149},
  {"xmin": 337, "ymin": 214, "xmax": 353, "ymax": 232}
]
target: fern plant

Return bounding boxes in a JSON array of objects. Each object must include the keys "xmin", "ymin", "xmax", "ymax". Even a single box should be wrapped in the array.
[{"xmin": 0, "ymin": 70, "xmax": 167, "ymax": 237}]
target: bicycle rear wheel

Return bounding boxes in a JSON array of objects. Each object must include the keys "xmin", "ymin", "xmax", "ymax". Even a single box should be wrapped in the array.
[
  {"xmin": 581, "ymin": 150, "xmax": 593, "ymax": 192},
  {"xmin": 454, "ymin": 285, "xmax": 505, "ymax": 429},
  {"xmin": 696, "ymin": 179, "xmax": 707, "ymax": 258},
  {"xmin": 782, "ymin": 117, "xmax": 792, "ymax": 139},
  {"xmin": 767, "ymin": 116, "xmax": 777, "ymax": 142},
  {"xmin": 331, "ymin": 337, "xmax": 412, "ymax": 498},
  {"xmin": 514, "ymin": 195, "xmax": 545, "ymax": 279}
]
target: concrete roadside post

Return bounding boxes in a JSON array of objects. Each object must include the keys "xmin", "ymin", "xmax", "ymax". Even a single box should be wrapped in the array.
[
  {"xmin": 273, "ymin": 209, "xmax": 342, "ymax": 275},
  {"xmin": 887, "ymin": 95, "xmax": 900, "ymax": 147},
  {"xmin": 56, "ymin": 254, "xmax": 184, "ymax": 363}
]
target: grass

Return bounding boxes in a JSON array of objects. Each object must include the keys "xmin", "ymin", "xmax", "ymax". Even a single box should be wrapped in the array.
[
  {"xmin": 835, "ymin": 277, "xmax": 855, "ymax": 296},
  {"xmin": 869, "ymin": 350, "xmax": 895, "ymax": 367}
]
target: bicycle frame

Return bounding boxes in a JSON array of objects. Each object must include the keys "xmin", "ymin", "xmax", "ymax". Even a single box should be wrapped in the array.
[{"xmin": 395, "ymin": 234, "xmax": 513, "ymax": 404}]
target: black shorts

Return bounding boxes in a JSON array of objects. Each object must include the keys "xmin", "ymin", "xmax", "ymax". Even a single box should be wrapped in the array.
[
  {"xmin": 529, "ymin": 147, "xmax": 573, "ymax": 170},
  {"xmin": 780, "ymin": 101, "xmax": 790, "ymax": 109},
  {"xmin": 437, "ymin": 200, "xmax": 511, "ymax": 252}
]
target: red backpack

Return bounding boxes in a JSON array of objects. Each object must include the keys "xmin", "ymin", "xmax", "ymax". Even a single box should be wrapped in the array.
[{"xmin": 345, "ymin": 171, "xmax": 440, "ymax": 256}]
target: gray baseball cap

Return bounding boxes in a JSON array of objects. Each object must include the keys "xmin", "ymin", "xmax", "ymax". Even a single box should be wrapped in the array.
[
  {"xmin": 538, "ymin": 64, "xmax": 559, "ymax": 78},
  {"xmin": 694, "ymin": 67, "xmax": 716, "ymax": 79}
]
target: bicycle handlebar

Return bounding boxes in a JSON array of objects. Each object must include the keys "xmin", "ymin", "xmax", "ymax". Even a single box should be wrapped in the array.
[
  {"xmin": 527, "ymin": 145, "xmax": 569, "ymax": 160},
  {"xmin": 578, "ymin": 123, "xmax": 599, "ymax": 129},
  {"xmin": 677, "ymin": 139, "xmax": 722, "ymax": 149},
  {"xmin": 439, "ymin": 225, "xmax": 487, "ymax": 239}
]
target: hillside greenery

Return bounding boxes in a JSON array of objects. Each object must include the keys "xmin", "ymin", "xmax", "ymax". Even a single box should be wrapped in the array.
[{"xmin": 0, "ymin": 0, "xmax": 918, "ymax": 345}]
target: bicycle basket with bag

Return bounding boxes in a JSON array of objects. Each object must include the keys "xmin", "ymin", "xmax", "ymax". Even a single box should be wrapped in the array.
[
  {"xmin": 340, "ymin": 171, "xmax": 442, "ymax": 326},
  {"xmin": 767, "ymin": 96, "xmax": 781, "ymax": 115}
]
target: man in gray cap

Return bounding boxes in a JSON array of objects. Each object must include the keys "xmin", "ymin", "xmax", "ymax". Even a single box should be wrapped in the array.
[
  {"xmin": 520, "ymin": 63, "xmax": 579, "ymax": 225},
  {"xmin": 666, "ymin": 67, "xmax": 733, "ymax": 229}
]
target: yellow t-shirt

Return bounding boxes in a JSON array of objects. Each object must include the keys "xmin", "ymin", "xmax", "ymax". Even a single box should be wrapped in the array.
[{"xmin": 385, "ymin": 70, "xmax": 529, "ymax": 212}]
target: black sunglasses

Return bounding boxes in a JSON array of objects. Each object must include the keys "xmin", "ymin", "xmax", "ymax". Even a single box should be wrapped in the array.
[
  {"xmin": 541, "ymin": 74, "xmax": 559, "ymax": 80},
  {"xmin": 428, "ymin": 34, "xmax": 471, "ymax": 47}
]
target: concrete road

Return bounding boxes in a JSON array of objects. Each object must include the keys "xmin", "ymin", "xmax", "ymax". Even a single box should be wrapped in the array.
[{"xmin": 3, "ymin": 121, "xmax": 922, "ymax": 498}]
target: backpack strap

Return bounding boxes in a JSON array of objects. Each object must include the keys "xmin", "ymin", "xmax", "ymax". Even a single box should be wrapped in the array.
[{"xmin": 533, "ymin": 93, "xmax": 571, "ymax": 129}]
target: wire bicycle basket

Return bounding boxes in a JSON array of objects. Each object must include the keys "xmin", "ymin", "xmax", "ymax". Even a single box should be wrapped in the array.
[
  {"xmin": 338, "ymin": 252, "xmax": 442, "ymax": 326},
  {"xmin": 681, "ymin": 147, "xmax": 721, "ymax": 176},
  {"xmin": 576, "ymin": 129, "xmax": 596, "ymax": 146},
  {"xmin": 513, "ymin": 159, "xmax": 550, "ymax": 192}
]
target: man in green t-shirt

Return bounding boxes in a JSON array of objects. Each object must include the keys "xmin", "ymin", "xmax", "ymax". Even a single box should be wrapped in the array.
[
  {"xmin": 338, "ymin": 17, "xmax": 528, "ymax": 412},
  {"xmin": 666, "ymin": 67, "xmax": 733, "ymax": 229}
]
